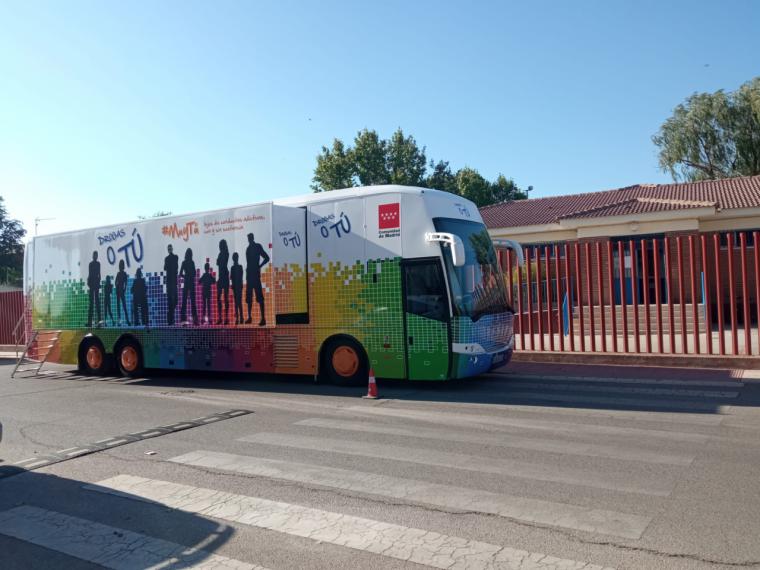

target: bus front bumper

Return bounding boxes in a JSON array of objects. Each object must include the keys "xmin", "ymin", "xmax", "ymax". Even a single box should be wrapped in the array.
[{"xmin": 451, "ymin": 338, "xmax": 514, "ymax": 378}]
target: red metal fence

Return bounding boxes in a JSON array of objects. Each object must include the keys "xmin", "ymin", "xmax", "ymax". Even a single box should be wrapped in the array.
[
  {"xmin": 0, "ymin": 290, "xmax": 24, "ymax": 345},
  {"xmin": 499, "ymin": 231, "xmax": 760, "ymax": 357}
]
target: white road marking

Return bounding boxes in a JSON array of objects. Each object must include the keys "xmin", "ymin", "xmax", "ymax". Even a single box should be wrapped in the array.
[
  {"xmin": 486, "ymin": 372, "xmax": 745, "ymax": 389},
  {"xmin": 497, "ymin": 392, "xmax": 730, "ymax": 411},
  {"xmin": 344, "ymin": 406, "xmax": 714, "ymax": 443},
  {"xmin": 294, "ymin": 418, "xmax": 695, "ymax": 466},
  {"xmin": 496, "ymin": 382, "xmax": 739, "ymax": 399},
  {"xmin": 0, "ymin": 505, "xmax": 261, "ymax": 570},
  {"xmin": 350, "ymin": 398, "xmax": 726, "ymax": 426},
  {"xmin": 238, "ymin": 433, "xmax": 675, "ymax": 496},
  {"xmin": 169, "ymin": 450, "xmax": 652, "ymax": 539},
  {"xmin": 87, "ymin": 474, "xmax": 615, "ymax": 570}
]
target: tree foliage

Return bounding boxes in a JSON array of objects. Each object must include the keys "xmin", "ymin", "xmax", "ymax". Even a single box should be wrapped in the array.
[
  {"xmin": 311, "ymin": 128, "xmax": 528, "ymax": 206},
  {"xmin": 0, "ymin": 196, "xmax": 26, "ymax": 286},
  {"xmin": 311, "ymin": 139, "xmax": 355, "ymax": 192},
  {"xmin": 653, "ymin": 77, "xmax": 760, "ymax": 181}
]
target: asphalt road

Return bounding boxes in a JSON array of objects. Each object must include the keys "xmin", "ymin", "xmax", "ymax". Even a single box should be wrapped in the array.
[{"xmin": 1, "ymin": 360, "xmax": 759, "ymax": 569}]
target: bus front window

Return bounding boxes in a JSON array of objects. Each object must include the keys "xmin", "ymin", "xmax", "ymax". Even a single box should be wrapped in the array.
[{"xmin": 433, "ymin": 218, "xmax": 511, "ymax": 321}]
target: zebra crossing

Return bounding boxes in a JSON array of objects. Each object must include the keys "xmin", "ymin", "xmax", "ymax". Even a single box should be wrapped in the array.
[{"xmin": 0, "ymin": 371, "xmax": 743, "ymax": 569}]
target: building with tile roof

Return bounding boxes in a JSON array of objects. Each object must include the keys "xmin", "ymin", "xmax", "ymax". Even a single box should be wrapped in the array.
[
  {"xmin": 482, "ymin": 175, "xmax": 760, "ymax": 243},
  {"xmin": 483, "ymin": 175, "xmax": 760, "ymax": 324}
]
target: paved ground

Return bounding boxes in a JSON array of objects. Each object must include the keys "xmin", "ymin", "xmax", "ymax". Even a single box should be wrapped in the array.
[{"xmin": 1, "ymin": 360, "xmax": 760, "ymax": 569}]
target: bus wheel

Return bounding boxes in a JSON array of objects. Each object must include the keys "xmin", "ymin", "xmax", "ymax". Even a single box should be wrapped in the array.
[
  {"xmin": 322, "ymin": 337, "xmax": 367, "ymax": 386},
  {"xmin": 116, "ymin": 338, "xmax": 144, "ymax": 378},
  {"xmin": 78, "ymin": 338, "xmax": 108, "ymax": 376}
]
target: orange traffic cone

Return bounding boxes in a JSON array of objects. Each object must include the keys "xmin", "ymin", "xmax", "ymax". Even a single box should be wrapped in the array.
[{"xmin": 363, "ymin": 368, "xmax": 379, "ymax": 399}]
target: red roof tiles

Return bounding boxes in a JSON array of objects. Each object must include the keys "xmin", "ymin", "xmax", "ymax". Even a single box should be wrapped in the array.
[{"xmin": 480, "ymin": 175, "xmax": 760, "ymax": 229}]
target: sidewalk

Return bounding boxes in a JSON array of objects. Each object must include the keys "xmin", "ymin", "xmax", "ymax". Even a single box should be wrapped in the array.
[{"xmin": 497, "ymin": 360, "xmax": 760, "ymax": 381}]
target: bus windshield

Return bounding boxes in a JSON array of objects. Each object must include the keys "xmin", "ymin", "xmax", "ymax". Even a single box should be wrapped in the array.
[{"xmin": 433, "ymin": 218, "xmax": 511, "ymax": 321}]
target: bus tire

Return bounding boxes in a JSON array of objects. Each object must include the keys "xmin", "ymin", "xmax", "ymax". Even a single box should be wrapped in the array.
[
  {"xmin": 78, "ymin": 337, "xmax": 108, "ymax": 376},
  {"xmin": 321, "ymin": 337, "xmax": 368, "ymax": 386},
  {"xmin": 115, "ymin": 337, "xmax": 144, "ymax": 378}
]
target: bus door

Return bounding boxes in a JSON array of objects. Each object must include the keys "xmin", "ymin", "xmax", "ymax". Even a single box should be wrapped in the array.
[{"xmin": 401, "ymin": 258, "xmax": 450, "ymax": 380}]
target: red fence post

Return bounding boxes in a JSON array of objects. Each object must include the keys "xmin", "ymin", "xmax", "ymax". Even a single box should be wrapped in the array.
[
  {"xmin": 689, "ymin": 236, "xmax": 700, "ymax": 354},
  {"xmin": 565, "ymin": 244, "xmax": 575, "ymax": 352},
  {"xmin": 714, "ymin": 234, "xmax": 725, "ymax": 356},
  {"xmin": 653, "ymin": 238, "xmax": 663, "ymax": 354},
  {"xmin": 526, "ymin": 247, "xmax": 534, "ymax": 351},
  {"xmin": 677, "ymin": 236, "xmax": 687, "ymax": 354},
  {"xmin": 506, "ymin": 249, "xmax": 513, "ymax": 309},
  {"xmin": 755, "ymin": 232, "xmax": 760, "ymax": 356},
  {"xmin": 701, "ymin": 234, "xmax": 713, "ymax": 355},
  {"xmin": 740, "ymin": 233, "xmax": 751, "ymax": 355},
  {"xmin": 607, "ymin": 241, "xmax": 617, "ymax": 352},
  {"xmin": 555, "ymin": 245, "xmax": 564, "ymax": 352},
  {"xmin": 618, "ymin": 241, "xmax": 629, "ymax": 353},
  {"xmin": 665, "ymin": 237, "xmax": 675, "ymax": 354},
  {"xmin": 536, "ymin": 246, "xmax": 544, "ymax": 351},
  {"xmin": 517, "ymin": 250, "xmax": 525, "ymax": 350},
  {"xmin": 545, "ymin": 246, "xmax": 554, "ymax": 351},
  {"xmin": 728, "ymin": 233, "xmax": 738, "ymax": 355},
  {"xmin": 0, "ymin": 290, "xmax": 24, "ymax": 345},
  {"xmin": 641, "ymin": 240, "xmax": 651, "ymax": 353},
  {"xmin": 585, "ymin": 242, "xmax": 595, "ymax": 352},
  {"xmin": 575, "ymin": 242, "xmax": 585, "ymax": 352},
  {"xmin": 596, "ymin": 242, "xmax": 606, "ymax": 352},
  {"xmin": 630, "ymin": 240, "xmax": 640, "ymax": 353}
]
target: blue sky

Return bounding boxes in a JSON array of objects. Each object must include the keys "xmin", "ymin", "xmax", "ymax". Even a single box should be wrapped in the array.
[{"xmin": 2, "ymin": 0, "xmax": 759, "ymax": 237}]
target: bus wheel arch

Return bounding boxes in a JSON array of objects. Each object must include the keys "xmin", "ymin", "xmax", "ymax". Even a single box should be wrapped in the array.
[
  {"xmin": 78, "ymin": 335, "xmax": 108, "ymax": 376},
  {"xmin": 318, "ymin": 335, "xmax": 368, "ymax": 386},
  {"xmin": 114, "ymin": 334, "xmax": 144, "ymax": 378}
]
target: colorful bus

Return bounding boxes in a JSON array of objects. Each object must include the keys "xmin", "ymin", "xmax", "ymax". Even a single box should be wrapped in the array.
[{"xmin": 23, "ymin": 186, "xmax": 522, "ymax": 383}]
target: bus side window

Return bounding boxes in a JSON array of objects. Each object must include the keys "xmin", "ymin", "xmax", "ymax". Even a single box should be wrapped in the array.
[{"xmin": 403, "ymin": 261, "xmax": 448, "ymax": 322}]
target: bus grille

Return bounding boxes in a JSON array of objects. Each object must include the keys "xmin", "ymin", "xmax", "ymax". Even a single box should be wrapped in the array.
[{"xmin": 274, "ymin": 335, "xmax": 300, "ymax": 368}]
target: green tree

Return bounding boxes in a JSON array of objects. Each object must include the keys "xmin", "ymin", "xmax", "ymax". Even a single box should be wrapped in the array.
[
  {"xmin": 732, "ymin": 78, "xmax": 760, "ymax": 177},
  {"xmin": 387, "ymin": 128, "xmax": 427, "ymax": 186},
  {"xmin": 425, "ymin": 160, "xmax": 457, "ymax": 193},
  {"xmin": 653, "ymin": 77, "xmax": 760, "ymax": 181},
  {"xmin": 491, "ymin": 174, "xmax": 528, "ymax": 202},
  {"xmin": 352, "ymin": 129, "xmax": 389, "ymax": 186},
  {"xmin": 0, "ymin": 196, "xmax": 26, "ymax": 286},
  {"xmin": 312, "ymin": 128, "xmax": 530, "ymax": 206},
  {"xmin": 455, "ymin": 167, "xmax": 492, "ymax": 207},
  {"xmin": 311, "ymin": 139, "xmax": 356, "ymax": 192}
]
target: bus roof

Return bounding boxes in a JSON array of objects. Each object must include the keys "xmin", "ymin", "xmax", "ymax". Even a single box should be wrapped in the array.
[{"xmin": 32, "ymin": 185, "xmax": 468, "ymax": 240}]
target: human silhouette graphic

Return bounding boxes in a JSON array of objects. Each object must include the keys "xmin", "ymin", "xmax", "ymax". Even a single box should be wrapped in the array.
[
  {"xmin": 131, "ymin": 267, "xmax": 149, "ymax": 326},
  {"xmin": 245, "ymin": 233, "xmax": 270, "ymax": 325},
  {"xmin": 164, "ymin": 244, "xmax": 179, "ymax": 325},
  {"xmin": 115, "ymin": 260, "xmax": 130, "ymax": 325},
  {"xmin": 216, "ymin": 239, "xmax": 230, "ymax": 325},
  {"xmin": 180, "ymin": 248, "xmax": 198, "ymax": 325},
  {"xmin": 199, "ymin": 262, "xmax": 216, "ymax": 324},
  {"xmin": 103, "ymin": 275, "xmax": 114, "ymax": 325},
  {"xmin": 230, "ymin": 252, "xmax": 244, "ymax": 325},
  {"xmin": 86, "ymin": 251, "xmax": 101, "ymax": 327}
]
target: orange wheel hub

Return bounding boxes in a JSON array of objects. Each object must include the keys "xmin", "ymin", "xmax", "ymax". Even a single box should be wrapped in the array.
[
  {"xmin": 120, "ymin": 346, "xmax": 139, "ymax": 372},
  {"xmin": 86, "ymin": 346, "xmax": 103, "ymax": 370},
  {"xmin": 332, "ymin": 346, "xmax": 359, "ymax": 377}
]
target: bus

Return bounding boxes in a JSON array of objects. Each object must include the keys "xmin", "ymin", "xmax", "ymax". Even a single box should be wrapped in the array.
[{"xmin": 22, "ymin": 185, "xmax": 523, "ymax": 384}]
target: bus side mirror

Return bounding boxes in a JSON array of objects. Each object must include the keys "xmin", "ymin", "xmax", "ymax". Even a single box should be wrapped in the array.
[
  {"xmin": 425, "ymin": 232, "xmax": 466, "ymax": 267},
  {"xmin": 491, "ymin": 238, "xmax": 524, "ymax": 266},
  {"xmin": 451, "ymin": 236, "xmax": 465, "ymax": 267}
]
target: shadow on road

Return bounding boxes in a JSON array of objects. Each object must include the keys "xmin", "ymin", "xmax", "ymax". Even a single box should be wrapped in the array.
[
  {"xmin": 8, "ymin": 362, "xmax": 756, "ymax": 415},
  {"xmin": 0, "ymin": 469, "xmax": 235, "ymax": 570}
]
